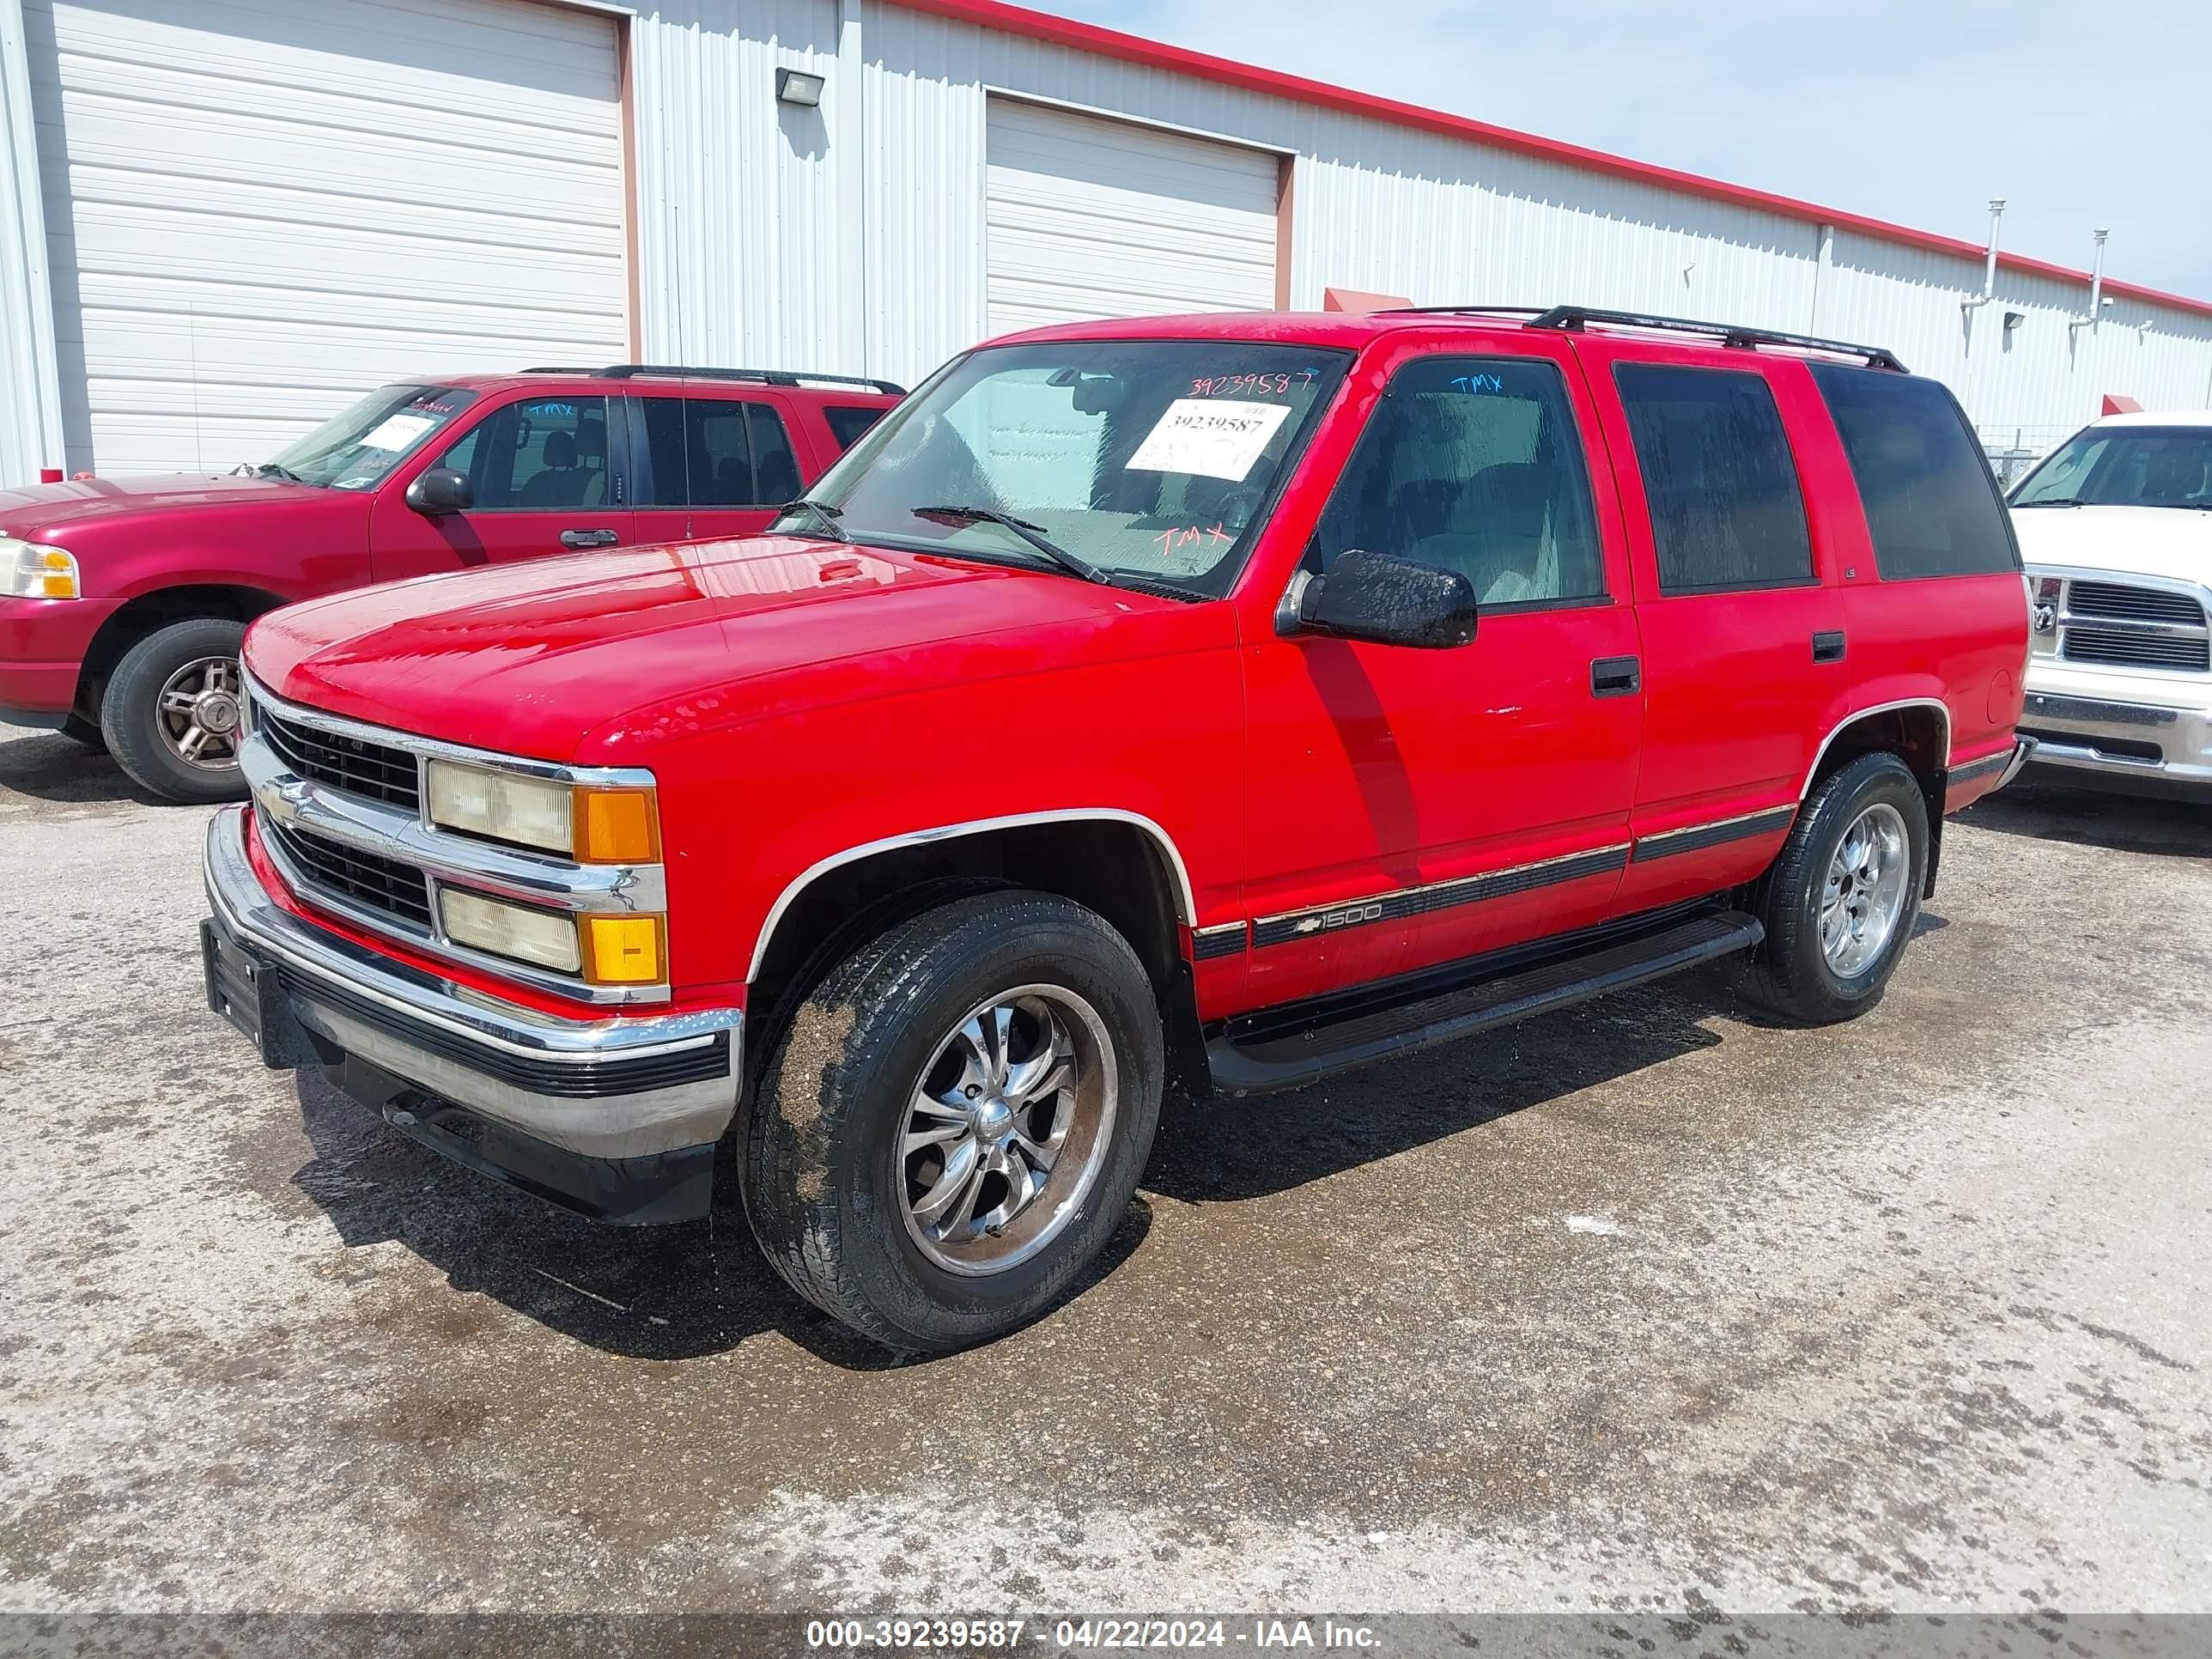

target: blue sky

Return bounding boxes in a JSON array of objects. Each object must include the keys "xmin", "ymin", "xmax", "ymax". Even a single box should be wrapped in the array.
[{"xmin": 1033, "ymin": 0, "xmax": 2212, "ymax": 303}]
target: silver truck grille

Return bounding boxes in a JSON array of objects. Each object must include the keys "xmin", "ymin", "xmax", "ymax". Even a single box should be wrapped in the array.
[{"xmin": 2057, "ymin": 580, "xmax": 2209, "ymax": 673}]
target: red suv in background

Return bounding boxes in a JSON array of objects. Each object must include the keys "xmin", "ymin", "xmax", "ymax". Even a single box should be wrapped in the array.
[
  {"xmin": 0, "ymin": 365, "xmax": 901, "ymax": 801},
  {"xmin": 201, "ymin": 306, "xmax": 2032, "ymax": 1352}
]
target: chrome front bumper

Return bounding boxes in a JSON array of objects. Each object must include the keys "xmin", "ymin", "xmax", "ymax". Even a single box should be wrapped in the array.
[
  {"xmin": 203, "ymin": 806, "xmax": 743, "ymax": 1176},
  {"xmin": 2016, "ymin": 688, "xmax": 2212, "ymax": 795}
]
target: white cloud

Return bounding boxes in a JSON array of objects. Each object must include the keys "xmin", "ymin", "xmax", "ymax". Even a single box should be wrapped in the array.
[{"xmin": 1040, "ymin": 0, "xmax": 2212, "ymax": 301}]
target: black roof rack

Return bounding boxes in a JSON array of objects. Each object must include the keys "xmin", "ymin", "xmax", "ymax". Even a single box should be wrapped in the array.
[
  {"xmin": 520, "ymin": 363, "xmax": 907, "ymax": 396},
  {"xmin": 1522, "ymin": 306, "xmax": 1907, "ymax": 372}
]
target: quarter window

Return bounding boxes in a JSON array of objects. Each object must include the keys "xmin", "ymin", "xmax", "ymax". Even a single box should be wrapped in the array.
[
  {"xmin": 1613, "ymin": 364, "xmax": 1813, "ymax": 594},
  {"xmin": 823, "ymin": 404, "xmax": 889, "ymax": 450},
  {"xmin": 1810, "ymin": 364, "xmax": 2019, "ymax": 578},
  {"xmin": 1313, "ymin": 356, "xmax": 1607, "ymax": 608}
]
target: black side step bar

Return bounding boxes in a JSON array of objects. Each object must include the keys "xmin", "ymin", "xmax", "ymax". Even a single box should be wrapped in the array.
[{"xmin": 1206, "ymin": 909, "xmax": 1764, "ymax": 1095}]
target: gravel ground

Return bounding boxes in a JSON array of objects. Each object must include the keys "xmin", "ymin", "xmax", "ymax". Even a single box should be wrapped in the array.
[{"xmin": 2, "ymin": 721, "xmax": 2207, "ymax": 1629}]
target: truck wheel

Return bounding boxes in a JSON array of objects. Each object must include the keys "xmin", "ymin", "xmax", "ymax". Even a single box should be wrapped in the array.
[
  {"xmin": 744, "ymin": 890, "xmax": 1164, "ymax": 1353},
  {"xmin": 1742, "ymin": 750, "xmax": 1928, "ymax": 1025},
  {"xmin": 99, "ymin": 617, "xmax": 250, "ymax": 805}
]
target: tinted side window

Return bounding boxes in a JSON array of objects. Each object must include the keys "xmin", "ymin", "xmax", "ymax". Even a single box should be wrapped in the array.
[
  {"xmin": 630, "ymin": 398, "xmax": 689, "ymax": 507},
  {"xmin": 823, "ymin": 404, "xmax": 887, "ymax": 449},
  {"xmin": 444, "ymin": 395, "xmax": 611, "ymax": 510},
  {"xmin": 748, "ymin": 404, "xmax": 802, "ymax": 505},
  {"xmin": 686, "ymin": 403, "xmax": 753, "ymax": 506},
  {"xmin": 1809, "ymin": 365, "xmax": 2020, "ymax": 578},
  {"xmin": 1613, "ymin": 365, "xmax": 1813, "ymax": 594},
  {"xmin": 1313, "ymin": 356, "xmax": 1607, "ymax": 607}
]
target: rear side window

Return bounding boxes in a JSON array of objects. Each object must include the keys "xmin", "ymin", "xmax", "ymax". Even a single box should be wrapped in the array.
[
  {"xmin": 629, "ymin": 397, "xmax": 689, "ymax": 506},
  {"xmin": 1314, "ymin": 355, "xmax": 1607, "ymax": 608},
  {"xmin": 685, "ymin": 401, "xmax": 804, "ymax": 507},
  {"xmin": 1614, "ymin": 364, "xmax": 1813, "ymax": 594},
  {"xmin": 1810, "ymin": 365, "xmax": 2020, "ymax": 578},
  {"xmin": 823, "ymin": 404, "xmax": 888, "ymax": 450}
]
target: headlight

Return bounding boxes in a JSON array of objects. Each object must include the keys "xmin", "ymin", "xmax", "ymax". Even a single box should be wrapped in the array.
[
  {"xmin": 425, "ymin": 759, "xmax": 659, "ymax": 863},
  {"xmin": 438, "ymin": 888, "xmax": 582, "ymax": 974},
  {"xmin": 1, "ymin": 538, "xmax": 79, "ymax": 599}
]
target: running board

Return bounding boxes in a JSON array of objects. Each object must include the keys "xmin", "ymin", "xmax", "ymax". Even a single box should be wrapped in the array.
[{"xmin": 1206, "ymin": 909, "xmax": 1764, "ymax": 1095}]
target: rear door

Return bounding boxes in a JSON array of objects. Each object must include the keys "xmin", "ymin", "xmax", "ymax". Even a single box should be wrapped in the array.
[
  {"xmin": 370, "ymin": 392, "xmax": 629, "ymax": 583},
  {"xmin": 1237, "ymin": 336, "xmax": 1643, "ymax": 1008},
  {"xmin": 1575, "ymin": 343, "xmax": 1847, "ymax": 913},
  {"xmin": 624, "ymin": 391, "xmax": 812, "ymax": 546}
]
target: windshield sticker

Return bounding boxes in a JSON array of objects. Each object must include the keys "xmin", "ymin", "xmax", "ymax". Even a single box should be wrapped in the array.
[
  {"xmin": 1126, "ymin": 399, "xmax": 1292, "ymax": 481},
  {"xmin": 331, "ymin": 476, "xmax": 375, "ymax": 490},
  {"xmin": 361, "ymin": 412, "xmax": 438, "ymax": 452}
]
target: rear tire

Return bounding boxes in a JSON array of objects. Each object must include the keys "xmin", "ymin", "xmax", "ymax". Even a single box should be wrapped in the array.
[
  {"xmin": 99, "ymin": 617, "xmax": 249, "ymax": 805},
  {"xmin": 1741, "ymin": 750, "xmax": 1928, "ymax": 1025},
  {"xmin": 742, "ymin": 890, "xmax": 1164, "ymax": 1353}
]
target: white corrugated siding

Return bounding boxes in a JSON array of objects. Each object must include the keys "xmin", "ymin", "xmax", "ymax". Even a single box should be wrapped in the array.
[
  {"xmin": 625, "ymin": 0, "xmax": 2212, "ymax": 443},
  {"xmin": 0, "ymin": 0, "xmax": 61, "ymax": 483},
  {"xmin": 27, "ymin": 0, "xmax": 627, "ymax": 475}
]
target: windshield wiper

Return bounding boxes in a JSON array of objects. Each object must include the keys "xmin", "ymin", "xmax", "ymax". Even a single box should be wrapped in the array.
[
  {"xmin": 912, "ymin": 505, "xmax": 1111, "ymax": 585},
  {"xmin": 2013, "ymin": 496, "xmax": 2084, "ymax": 507},
  {"xmin": 775, "ymin": 496, "xmax": 848, "ymax": 541},
  {"xmin": 236, "ymin": 460, "xmax": 308, "ymax": 484}
]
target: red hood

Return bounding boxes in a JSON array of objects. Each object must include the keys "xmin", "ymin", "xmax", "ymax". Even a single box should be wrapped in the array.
[
  {"xmin": 245, "ymin": 536, "xmax": 1187, "ymax": 763},
  {"xmin": 0, "ymin": 471, "xmax": 310, "ymax": 535}
]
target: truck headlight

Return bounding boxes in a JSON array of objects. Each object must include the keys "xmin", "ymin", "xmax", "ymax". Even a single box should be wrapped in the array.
[
  {"xmin": 1, "ymin": 538, "xmax": 79, "ymax": 599},
  {"xmin": 438, "ymin": 888, "xmax": 582, "ymax": 974},
  {"xmin": 425, "ymin": 760, "xmax": 659, "ymax": 863}
]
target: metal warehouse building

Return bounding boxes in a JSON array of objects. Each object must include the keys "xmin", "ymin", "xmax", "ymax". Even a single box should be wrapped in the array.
[{"xmin": 3, "ymin": 0, "xmax": 2210, "ymax": 485}]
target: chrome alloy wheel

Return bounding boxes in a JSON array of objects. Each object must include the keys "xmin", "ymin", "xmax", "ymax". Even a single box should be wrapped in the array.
[
  {"xmin": 1820, "ymin": 801, "xmax": 1910, "ymax": 977},
  {"xmin": 155, "ymin": 654, "xmax": 244, "ymax": 772},
  {"xmin": 898, "ymin": 985, "xmax": 1118, "ymax": 1277}
]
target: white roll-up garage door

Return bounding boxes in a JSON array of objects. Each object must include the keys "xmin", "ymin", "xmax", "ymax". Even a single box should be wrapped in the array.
[
  {"xmin": 31, "ymin": 0, "xmax": 628, "ymax": 474},
  {"xmin": 984, "ymin": 98, "xmax": 1280, "ymax": 337}
]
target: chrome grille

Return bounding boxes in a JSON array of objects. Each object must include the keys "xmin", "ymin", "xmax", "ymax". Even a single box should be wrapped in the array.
[
  {"xmin": 2068, "ymin": 580, "xmax": 2206, "ymax": 626},
  {"xmin": 256, "ymin": 702, "xmax": 421, "ymax": 811},
  {"xmin": 2057, "ymin": 579, "xmax": 2209, "ymax": 674},
  {"xmin": 264, "ymin": 818, "xmax": 434, "ymax": 932}
]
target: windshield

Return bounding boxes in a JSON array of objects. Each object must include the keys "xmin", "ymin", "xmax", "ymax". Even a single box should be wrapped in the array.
[
  {"xmin": 264, "ymin": 385, "xmax": 480, "ymax": 489},
  {"xmin": 778, "ymin": 341, "xmax": 1352, "ymax": 596},
  {"xmin": 2012, "ymin": 425, "xmax": 2212, "ymax": 510}
]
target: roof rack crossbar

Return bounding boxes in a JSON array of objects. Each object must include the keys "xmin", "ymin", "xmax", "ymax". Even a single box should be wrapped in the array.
[
  {"xmin": 520, "ymin": 363, "xmax": 908, "ymax": 396},
  {"xmin": 1522, "ymin": 307, "xmax": 1907, "ymax": 372},
  {"xmin": 1374, "ymin": 305, "xmax": 1551, "ymax": 318}
]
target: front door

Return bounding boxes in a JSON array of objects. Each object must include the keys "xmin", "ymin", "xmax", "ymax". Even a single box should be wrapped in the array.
[
  {"xmin": 625, "ymin": 392, "xmax": 813, "ymax": 548},
  {"xmin": 370, "ymin": 392, "xmax": 630, "ymax": 584},
  {"xmin": 1237, "ymin": 340, "xmax": 1644, "ymax": 1011}
]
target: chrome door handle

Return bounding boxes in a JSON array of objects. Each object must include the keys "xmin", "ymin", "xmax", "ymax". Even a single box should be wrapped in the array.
[{"xmin": 561, "ymin": 529, "xmax": 619, "ymax": 550}]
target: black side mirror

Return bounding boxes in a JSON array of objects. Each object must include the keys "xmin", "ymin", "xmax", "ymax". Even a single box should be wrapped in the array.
[
  {"xmin": 405, "ymin": 466, "xmax": 473, "ymax": 515},
  {"xmin": 1289, "ymin": 549, "xmax": 1478, "ymax": 648}
]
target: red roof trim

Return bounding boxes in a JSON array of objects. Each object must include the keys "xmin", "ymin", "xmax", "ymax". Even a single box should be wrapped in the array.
[{"xmin": 890, "ymin": 0, "xmax": 2212, "ymax": 322}]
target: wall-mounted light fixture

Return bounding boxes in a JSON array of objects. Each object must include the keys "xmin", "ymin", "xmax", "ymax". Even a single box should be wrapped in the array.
[
  {"xmin": 775, "ymin": 67, "xmax": 826, "ymax": 106},
  {"xmin": 2002, "ymin": 310, "xmax": 2026, "ymax": 332}
]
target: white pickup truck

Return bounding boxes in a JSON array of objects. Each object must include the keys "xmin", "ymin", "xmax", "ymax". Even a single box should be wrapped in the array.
[{"xmin": 2008, "ymin": 410, "xmax": 2212, "ymax": 800}]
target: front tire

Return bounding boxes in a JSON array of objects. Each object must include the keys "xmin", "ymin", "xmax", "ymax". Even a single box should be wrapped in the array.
[
  {"xmin": 1741, "ymin": 750, "xmax": 1928, "ymax": 1025},
  {"xmin": 99, "ymin": 617, "xmax": 249, "ymax": 804},
  {"xmin": 743, "ymin": 890, "xmax": 1164, "ymax": 1353}
]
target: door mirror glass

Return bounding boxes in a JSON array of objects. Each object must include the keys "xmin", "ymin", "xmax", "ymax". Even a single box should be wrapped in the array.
[
  {"xmin": 406, "ymin": 466, "xmax": 474, "ymax": 516},
  {"xmin": 1292, "ymin": 548, "xmax": 1478, "ymax": 648}
]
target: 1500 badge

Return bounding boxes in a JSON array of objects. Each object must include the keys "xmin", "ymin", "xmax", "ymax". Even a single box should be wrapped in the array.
[{"xmin": 1294, "ymin": 902, "xmax": 1384, "ymax": 934}]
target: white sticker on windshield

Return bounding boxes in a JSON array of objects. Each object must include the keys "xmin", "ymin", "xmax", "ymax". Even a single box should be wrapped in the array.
[
  {"xmin": 332, "ymin": 476, "xmax": 374, "ymax": 490},
  {"xmin": 361, "ymin": 412, "xmax": 437, "ymax": 452},
  {"xmin": 1124, "ymin": 398, "xmax": 1291, "ymax": 481}
]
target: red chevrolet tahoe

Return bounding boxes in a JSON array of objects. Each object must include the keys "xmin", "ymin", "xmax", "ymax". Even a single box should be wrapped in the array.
[
  {"xmin": 198, "ymin": 306, "xmax": 2033, "ymax": 1352},
  {"xmin": 0, "ymin": 365, "xmax": 899, "ymax": 802}
]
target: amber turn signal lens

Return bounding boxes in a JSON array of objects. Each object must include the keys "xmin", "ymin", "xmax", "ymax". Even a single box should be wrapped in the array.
[
  {"xmin": 574, "ymin": 787, "xmax": 659, "ymax": 863},
  {"xmin": 581, "ymin": 914, "xmax": 664, "ymax": 985}
]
